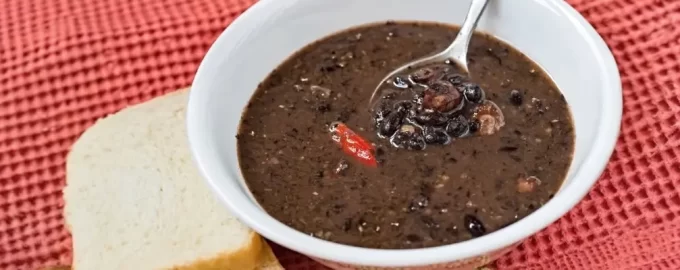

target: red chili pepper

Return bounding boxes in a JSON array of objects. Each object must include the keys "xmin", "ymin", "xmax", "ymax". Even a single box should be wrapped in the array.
[{"xmin": 330, "ymin": 122, "xmax": 378, "ymax": 168}]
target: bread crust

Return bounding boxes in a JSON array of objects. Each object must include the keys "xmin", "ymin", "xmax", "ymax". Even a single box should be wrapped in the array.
[{"xmin": 170, "ymin": 232, "xmax": 283, "ymax": 270}]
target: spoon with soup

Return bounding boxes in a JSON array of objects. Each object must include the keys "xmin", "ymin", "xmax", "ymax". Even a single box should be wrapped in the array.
[
  {"xmin": 367, "ymin": 0, "xmax": 505, "ymax": 146},
  {"xmin": 332, "ymin": 0, "xmax": 502, "ymax": 167},
  {"xmin": 369, "ymin": 0, "xmax": 490, "ymax": 106}
]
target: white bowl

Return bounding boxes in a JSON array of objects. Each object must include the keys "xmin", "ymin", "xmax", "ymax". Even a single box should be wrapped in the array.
[{"xmin": 187, "ymin": 0, "xmax": 622, "ymax": 269}]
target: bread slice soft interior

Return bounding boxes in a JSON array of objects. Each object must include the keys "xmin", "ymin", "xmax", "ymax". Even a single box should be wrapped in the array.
[{"xmin": 63, "ymin": 88, "xmax": 283, "ymax": 270}]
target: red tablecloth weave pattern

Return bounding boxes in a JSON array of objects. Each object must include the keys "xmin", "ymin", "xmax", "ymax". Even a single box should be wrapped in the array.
[{"xmin": 1, "ymin": 0, "xmax": 679, "ymax": 269}]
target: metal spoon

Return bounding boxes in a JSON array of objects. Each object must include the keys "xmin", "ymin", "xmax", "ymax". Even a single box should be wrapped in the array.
[{"xmin": 369, "ymin": 0, "xmax": 490, "ymax": 106}]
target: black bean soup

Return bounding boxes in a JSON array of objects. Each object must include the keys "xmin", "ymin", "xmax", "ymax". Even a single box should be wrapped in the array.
[{"xmin": 237, "ymin": 22, "xmax": 574, "ymax": 249}]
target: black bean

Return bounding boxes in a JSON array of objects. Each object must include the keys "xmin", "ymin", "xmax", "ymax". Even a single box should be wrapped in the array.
[
  {"xmin": 377, "ymin": 112, "xmax": 403, "ymax": 138},
  {"xmin": 468, "ymin": 119, "xmax": 480, "ymax": 134},
  {"xmin": 407, "ymin": 135, "xmax": 427, "ymax": 150},
  {"xmin": 464, "ymin": 214, "xmax": 486, "ymax": 237},
  {"xmin": 343, "ymin": 218, "xmax": 353, "ymax": 232},
  {"xmin": 414, "ymin": 110, "xmax": 449, "ymax": 126},
  {"xmin": 316, "ymin": 103, "xmax": 331, "ymax": 113},
  {"xmin": 413, "ymin": 92, "xmax": 425, "ymax": 105},
  {"xmin": 406, "ymin": 234, "xmax": 423, "ymax": 242},
  {"xmin": 499, "ymin": 146, "xmax": 518, "ymax": 152},
  {"xmin": 510, "ymin": 89, "xmax": 523, "ymax": 106},
  {"xmin": 445, "ymin": 115, "xmax": 470, "ymax": 137},
  {"xmin": 390, "ymin": 129, "xmax": 408, "ymax": 146},
  {"xmin": 390, "ymin": 126, "xmax": 426, "ymax": 151},
  {"xmin": 373, "ymin": 101, "xmax": 392, "ymax": 120},
  {"xmin": 319, "ymin": 60, "xmax": 338, "ymax": 73},
  {"xmin": 423, "ymin": 127, "xmax": 451, "ymax": 145},
  {"xmin": 375, "ymin": 147, "xmax": 385, "ymax": 157},
  {"xmin": 462, "ymin": 83, "xmax": 485, "ymax": 103},
  {"xmin": 393, "ymin": 100, "xmax": 414, "ymax": 114}
]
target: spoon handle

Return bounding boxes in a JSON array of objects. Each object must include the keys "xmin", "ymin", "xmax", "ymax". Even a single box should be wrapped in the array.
[{"xmin": 445, "ymin": 0, "xmax": 490, "ymax": 69}]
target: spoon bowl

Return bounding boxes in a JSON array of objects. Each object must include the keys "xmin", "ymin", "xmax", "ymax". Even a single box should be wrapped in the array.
[{"xmin": 368, "ymin": 0, "xmax": 490, "ymax": 106}]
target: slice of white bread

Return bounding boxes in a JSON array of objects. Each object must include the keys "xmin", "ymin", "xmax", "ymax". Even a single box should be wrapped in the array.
[{"xmin": 63, "ymin": 88, "xmax": 283, "ymax": 270}]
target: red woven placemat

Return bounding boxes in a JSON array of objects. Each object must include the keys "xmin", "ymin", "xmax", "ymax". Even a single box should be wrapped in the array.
[{"xmin": 1, "ymin": 0, "xmax": 679, "ymax": 269}]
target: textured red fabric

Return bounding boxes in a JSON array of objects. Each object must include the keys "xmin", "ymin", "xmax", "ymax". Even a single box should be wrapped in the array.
[{"xmin": 1, "ymin": 0, "xmax": 679, "ymax": 269}]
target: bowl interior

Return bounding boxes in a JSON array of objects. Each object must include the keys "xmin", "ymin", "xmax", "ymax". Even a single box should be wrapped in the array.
[{"xmin": 188, "ymin": 0, "xmax": 621, "ymax": 266}]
